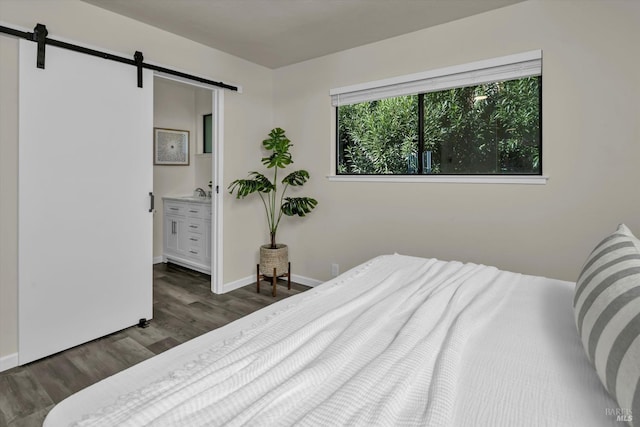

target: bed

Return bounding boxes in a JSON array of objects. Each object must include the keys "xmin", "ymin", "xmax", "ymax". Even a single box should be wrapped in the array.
[{"xmin": 44, "ymin": 226, "xmax": 640, "ymax": 426}]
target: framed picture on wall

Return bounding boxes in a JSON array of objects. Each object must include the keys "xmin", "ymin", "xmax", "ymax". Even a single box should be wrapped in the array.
[{"xmin": 154, "ymin": 128, "xmax": 190, "ymax": 165}]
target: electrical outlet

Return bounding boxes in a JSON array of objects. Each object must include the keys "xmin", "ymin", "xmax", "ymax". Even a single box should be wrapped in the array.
[{"xmin": 331, "ymin": 263, "xmax": 339, "ymax": 277}]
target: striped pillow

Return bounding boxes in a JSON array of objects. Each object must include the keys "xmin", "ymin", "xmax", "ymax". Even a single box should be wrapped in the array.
[{"xmin": 574, "ymin": 224, "xmax": 640, "ymax": 423}]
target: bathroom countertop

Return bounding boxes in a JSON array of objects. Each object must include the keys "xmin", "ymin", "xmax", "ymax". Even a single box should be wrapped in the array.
[{"xmin": 162, "ymin": 195, "xmax": 212, "ymax": 204}]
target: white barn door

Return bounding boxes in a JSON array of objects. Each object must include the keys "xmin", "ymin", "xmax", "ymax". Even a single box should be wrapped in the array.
[{"xmin": 18, "ymin": 40, "xmax": 153, "ymax": 364}]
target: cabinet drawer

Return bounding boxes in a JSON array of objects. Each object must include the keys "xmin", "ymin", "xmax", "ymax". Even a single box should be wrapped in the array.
[
  {"xmin": 186, "ymin": 233, "xmax": 204, "ymax": 250},
  {"xmin": 186, "ymin": 205, "xmax": 204, "ymax": 218},
  {"xmin": 186, "ymin": 219, "xmax": 204, "ymax": 234},
  {"xmin": 164, "ymin": 202, "xmax": 185, "ymax": 216},
  {"xmin": 185, "ymin": 247, "xmax": 205, "ymax": 259}
]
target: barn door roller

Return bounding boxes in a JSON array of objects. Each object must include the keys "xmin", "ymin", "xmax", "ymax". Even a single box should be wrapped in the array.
[
  {"xmin": 32, "ymin": 23, "xmax": 48, "ymax": 69},
  {"xmin": 134, "ymin": 51, "xmax": 144, "ymax": 88}
]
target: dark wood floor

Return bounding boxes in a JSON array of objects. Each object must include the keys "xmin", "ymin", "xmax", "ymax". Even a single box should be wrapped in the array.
[{"xmin": 0, "ymin": 263, "xmax": 308, "ymax": 427}]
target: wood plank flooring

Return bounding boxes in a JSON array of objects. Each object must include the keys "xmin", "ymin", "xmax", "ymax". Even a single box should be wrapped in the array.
[{"xmin": 0, "ymin": 263, "xmax": 309, "ymax": 427}]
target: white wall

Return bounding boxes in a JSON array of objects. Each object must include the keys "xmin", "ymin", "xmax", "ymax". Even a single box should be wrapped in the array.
[
  {"xmin": 0, "ymin": 0, "xmax": 273, "ymax": 361},
  {"xmin": 271, "ymin": 0, "xmax": 640, "ymax": 282},
  {"xmin": 193, "ymin": 88, "xmax": 213, "ymax": 194}
]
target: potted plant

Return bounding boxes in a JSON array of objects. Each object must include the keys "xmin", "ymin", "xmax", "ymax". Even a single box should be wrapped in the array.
[{"xmin": 228, "ymin": 127, "xmax": 317, "ymax": 277}]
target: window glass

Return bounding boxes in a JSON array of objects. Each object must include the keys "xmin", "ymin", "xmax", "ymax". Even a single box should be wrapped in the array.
[
  {"xmin": 336, "ymin": 76, "xmax": 541, "ymax": 175},
  {"xmin": 338, "ymin": 95, "xmax": 418, "ymax": 174},
  {"xmin": 203, "ymin": 114, "xmax": 212, "ymax": 154}
]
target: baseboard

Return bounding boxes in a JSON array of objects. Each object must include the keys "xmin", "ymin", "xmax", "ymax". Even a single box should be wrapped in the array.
[
  {"xmin": 221, "ymin": 274, "xmax": 323, "ymax": 294},
  {"xmin": 0, "ymin": 352, "xmax": 18, "ymax": 372},
  {"xmin": 153, "ymin": 256, "xmax": 164, "ymax": 264},
  {"xmin": 222, "ymin": 275, "xmax": 254, "ymax": 293},
  {"xmin": 291, "ymin": 274, "xmax": 323, "ymax": 287}
]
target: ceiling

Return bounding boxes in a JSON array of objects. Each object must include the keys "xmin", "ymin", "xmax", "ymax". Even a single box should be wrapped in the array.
[{"xmin": 81, "ymin": 0, "xmax": 525, "ymax": 69}]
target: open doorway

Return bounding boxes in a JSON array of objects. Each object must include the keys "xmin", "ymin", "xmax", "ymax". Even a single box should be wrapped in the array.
[{"xmin": 152, "ymin": 75, "xmax": 224, "ymax": 294}]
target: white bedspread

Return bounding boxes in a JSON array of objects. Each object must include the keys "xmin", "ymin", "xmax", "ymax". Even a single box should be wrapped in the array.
[
  {"xmin": 70, "ymin": 255, "xmax": 515, "ymax": 426},
  {"xmin": 47, "ymin": 254, "xmax": 619, "ymax": 427}
]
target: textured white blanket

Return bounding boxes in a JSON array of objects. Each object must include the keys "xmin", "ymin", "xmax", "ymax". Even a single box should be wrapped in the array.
[{"xmin": 74, "ymin": 255, "xmax": 514, "ymax": 426}]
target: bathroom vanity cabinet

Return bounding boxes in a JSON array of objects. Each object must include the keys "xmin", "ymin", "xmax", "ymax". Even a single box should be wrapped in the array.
[{"xmin": 163, "ymin": 197, "xmax": 211, "ymax": 274}]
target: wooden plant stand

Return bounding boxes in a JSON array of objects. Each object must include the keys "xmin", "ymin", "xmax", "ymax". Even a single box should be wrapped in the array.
[{"xmin": 256, "ymin": 262, "xmax": 291, "ymax": 297}]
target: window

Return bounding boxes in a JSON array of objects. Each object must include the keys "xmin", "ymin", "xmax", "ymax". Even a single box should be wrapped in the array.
[
  {"xmin": 203, "ymin": 113, "xmax": 213, "ymax": 154},
  {"xmin": 332, "ymin": 51, "xmax": 542, "ymax": 178}
]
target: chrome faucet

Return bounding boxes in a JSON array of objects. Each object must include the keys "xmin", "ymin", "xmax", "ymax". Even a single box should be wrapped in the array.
[{"xmin": 194, "ymin": 188, "xmax": 206, "ymax": 197}]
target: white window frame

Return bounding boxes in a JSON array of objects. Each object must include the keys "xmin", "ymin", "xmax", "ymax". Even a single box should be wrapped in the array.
[{"xmin": 329, "ymin": 50, "xmax": 547, "ymax": 184}]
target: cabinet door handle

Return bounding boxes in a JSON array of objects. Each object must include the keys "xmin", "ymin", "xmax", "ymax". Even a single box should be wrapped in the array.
[
  {"xmin": 189, "ymin": 250, "xmax": 198, "ymax": 254},
  {"xmin": 172, "ymin": 220, "xmax": 176, "ymax": 234},
  {"xmin": 189, "ymin": 225, "xmax": 198, "ymax": 229},
  {"xmin": 190, "ymin": 238, "xmax": 198, "ymax": 241},
  {"xmin": 189, "ymin": 210, "xmax": 198, "ymax": 213}
]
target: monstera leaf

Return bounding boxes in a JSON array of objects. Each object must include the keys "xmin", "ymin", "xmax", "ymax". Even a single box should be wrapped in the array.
[
  {"xmin": 282, "ymin": 170, "xmax": 310, "ymax": 186},
  {"xmin": 261, "ymin": 128, "xmax": 293, "ymax": 169},
  {"xmin": 281, "ymin": 197, "xmax": 318, "ymax": 217},
  {"xmin": 228, "ymin": 172, "xmax": 274, "ymax": 198}
]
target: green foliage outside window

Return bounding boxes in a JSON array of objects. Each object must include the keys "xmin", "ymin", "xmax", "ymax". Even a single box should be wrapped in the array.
[
  {"xmin": 338, "ymin": 95, "xmax": 418, "ymax": 174},
  {"xmin": 337, "ymin": 76, "xmax": 541, "ymax": 175}
]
